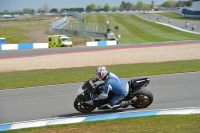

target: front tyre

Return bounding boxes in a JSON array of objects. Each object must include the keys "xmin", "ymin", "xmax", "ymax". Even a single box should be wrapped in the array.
[
  {"xmin": 130, "ymin": 89, "xmax": 153, "ymax": 108},
  {"xmin": 74, "ymin": 98, "xmax": 96, "ymax": 113}
]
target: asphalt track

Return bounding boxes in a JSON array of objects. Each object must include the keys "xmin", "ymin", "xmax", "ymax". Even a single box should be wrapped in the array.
[
  {"xmin": 0, "ymin": 13, "xmax": 200, "ymax": 125},
  {"xmin": 0, "ymin": 72, "xmax": 200, "ymax": 124},
  {"xmin": 0, "ymin": 40, "xmax": 200, "ymax": 59},
  {"xmin": 136, "ymin": 13, "xmax": 200, "ymax": 32}
]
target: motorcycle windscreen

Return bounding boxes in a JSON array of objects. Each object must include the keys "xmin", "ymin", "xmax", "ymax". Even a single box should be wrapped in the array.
[
  {"xmin": 77, "ymin": 84, "xmax": 84, "ymax": 95},
  {"xmin": 77, "ymin": 80, "xmax": 93, "ymax": 95}
]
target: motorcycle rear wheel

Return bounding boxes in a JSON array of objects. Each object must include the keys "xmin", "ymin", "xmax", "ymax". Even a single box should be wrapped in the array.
[
  {"xmin": 74, "ymin": 98, "xmax": 96, "ymax": 113},
  {"xmin": 130, "ymin": 88, "xmax": 153, "ymax": 108}
]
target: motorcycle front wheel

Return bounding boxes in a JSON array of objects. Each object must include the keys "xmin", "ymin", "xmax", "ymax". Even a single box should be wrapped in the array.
[
  {"xmin": 130, "ymin": 88, "xmax": 153, "ymax": 108},
  {"xmin": 74, "ymin": 98, "xmax": 96, "ymax": 113}
]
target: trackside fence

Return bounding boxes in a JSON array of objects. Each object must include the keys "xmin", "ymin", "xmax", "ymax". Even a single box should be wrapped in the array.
[{"xmin": 49, "ymin": 12, "xmax": 107, "ymax": 38}]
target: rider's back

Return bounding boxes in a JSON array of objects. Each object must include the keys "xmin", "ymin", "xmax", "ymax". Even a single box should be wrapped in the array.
[{"xmin": 105, "ymin": 72, "xmax": 128, "ymax": 96}]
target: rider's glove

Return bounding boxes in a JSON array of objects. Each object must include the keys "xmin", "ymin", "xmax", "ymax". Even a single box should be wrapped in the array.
[
  {"xmin": 95, "ymin": 85, "xmax": 104, "ymax": 95},
  {"xmin": 94, "ymin": 87, "xmax": 102, "ymax": 95},
  {"xmin": 89, "ymin": 78, "xmax": 100, "ymax": 93},
  {"xmin": 90, "ymin": 77, "xmax": 99, "ymax": 83},
  {"xmin": 89, "ymin": 78, "xmax": 97, "ymax": 89}
]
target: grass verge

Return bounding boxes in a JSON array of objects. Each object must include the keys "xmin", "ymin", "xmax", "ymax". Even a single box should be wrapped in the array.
[
  {"xmin": 0, "ymin": 16, "xmax": 55, "ymax": 43},
  {"xmin": 83, "ymin": 13, "xmax": 200, "ymax": 44},
  {"xmin": 1, "ymin": 59, "xmax": 200, "ymax": 90},
  {"xmin": 1, "ymin": 13, "xmax": 200, "ymax": 44},
  {"xmin": 2, "ymin": 114, "xmax": 200, "ymax": 133}
]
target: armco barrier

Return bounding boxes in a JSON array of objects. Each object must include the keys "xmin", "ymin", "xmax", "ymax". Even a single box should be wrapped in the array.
[
  {"xmin": 0, "ymin": 107, "xmax": 199, "ymax": 132},
  {"xmin": 86, "ymin": 41, "xmax": 118, "ymax": 46},
  {"xmin": 0, "ymin": 43, "xmax": 48, "ymax": 50}
]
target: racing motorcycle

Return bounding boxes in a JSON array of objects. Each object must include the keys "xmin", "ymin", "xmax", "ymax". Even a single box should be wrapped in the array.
[{"xmin": 74, "ymin": 78, "xmax": 153, "ymax": 113}]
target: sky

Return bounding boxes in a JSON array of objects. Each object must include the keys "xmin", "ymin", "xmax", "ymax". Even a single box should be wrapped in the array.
[{"xmin": 0, "ymin": 0, "xmax": 176, "ymax": 12}]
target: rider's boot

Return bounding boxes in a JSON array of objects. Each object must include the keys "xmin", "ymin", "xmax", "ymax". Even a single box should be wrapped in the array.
[
  {"xmin": 98, "ymin": 104, "xmax": 110, "ymax": 109},
  {"xmin": 120, "ymin": 101, "xmax": 130, "ymax": 108},
  {"xmin": 107, "ymin": 101, "xmax": 130, "ymax": 109},
  {"xmin": 98, "ymin": 102, "xmax": 120, "ymax": 109},
  {"xmin": 98, "ymin": 101, "xmax": 130, "ymax": 110}
]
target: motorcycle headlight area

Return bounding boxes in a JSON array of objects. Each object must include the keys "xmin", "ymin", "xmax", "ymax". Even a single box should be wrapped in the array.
[{"xmin": 78, "ymin": 92, "xmax": 86, "ymax": 98}]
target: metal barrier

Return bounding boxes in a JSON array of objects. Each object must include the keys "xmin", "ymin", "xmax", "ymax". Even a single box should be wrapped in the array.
[
  {"xmin": 49, "ymin": 16, "xmax": 68, "ymax": 31},
  {"xmin": 52, "ymin": 29, "xmax": 105, "ymax": 38},
  {"xmin": 49, "ymin": 12, "xmax": 107, "ymax": 38}
]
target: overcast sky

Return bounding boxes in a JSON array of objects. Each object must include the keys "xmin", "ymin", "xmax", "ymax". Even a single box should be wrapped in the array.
[{"xmin": 0, "ymin": 0, "xmax": 177, "ymax": 12}]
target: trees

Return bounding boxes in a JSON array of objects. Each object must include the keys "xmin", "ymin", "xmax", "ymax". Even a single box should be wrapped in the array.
[
  {"xmin": 23, "ymin": 8, "xmax": 34, "ymax": 14},
  {"xmin": 96, "ymin": 5, "xmax": 102, "ymax": 10},
  {"xmin": 49, "ymin": 8, "xmax": 58, "ymax": 13},
  {"xmin": 161, "ymin": 0, "xmax": 177, "ymax": 8},
  {"xmin": 112, "ymin": 6, "xmax": 120, "ymax": 11},
  {"xmin": 187, "ymin": 0, "xmax": 193, "ymax": 6},
  {"xmin": 119, "ymin": 1, "xmax": 151, "ymax": 10},
  {"xmin": 3, "ymin": 10, "xmax": 9, "ymax": 14},
  {"xmin": 14, "ymin": 10, "xmax": 23, "ymax": 14},
  {"xmin": 60, "ymin": 8, "xmax": 84, "ymax": 12},
  {"xmin": 120, "ymin": 1, "xmax": 133, "ymax": 10},
  {"xmin": 162, "ymin": 1, "xmax": 171, "ymax": 7},
  {"xmin": 133, "ymin": 1, "xmax": 150, "ymax": 10},
  {"xmin": 31, "ymin": 9, "xmax": 35, "ymax": 14},
  {"xmin": 120, "ymin": 1, "xmax": 126, "ymax": 10},
  {"xmin": 103, "ymin": 4, "xmax": 111, "ymax": 11},
  {"xmin": 86, "ymin": 4, "xmax": 96, "ymax": 11},
  {"xmin": 37, "ymin": 8, "xmax": 44, "ymax": 13},
  {"xmin": 86, "ymin": 3, "xmax": 113, "ymax": 12},
  {"xmin": 175, "ymin": 0, "xmax": 192, "ymax": 7}
]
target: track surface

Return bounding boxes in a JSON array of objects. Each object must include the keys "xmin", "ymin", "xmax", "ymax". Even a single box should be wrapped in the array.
[
  {"xmin": 0, "ymin": 16, "xmax": 200, "ymax": 124},
  {"xmin": 0, "ymin": 72, "xmax": 200, "ymax": 124},
  {"xmin": 0, "ymin": 40, "xmax": 199, "ymax": 59},
  {"xmin": 137, "ymin": 13, "xmax": 200, "ymax": 33}
]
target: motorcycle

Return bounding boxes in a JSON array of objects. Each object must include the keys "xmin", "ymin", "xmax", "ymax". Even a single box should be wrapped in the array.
[{"xmin": 74, "ymin": 78, "xmax": 153, "ymax": 113}]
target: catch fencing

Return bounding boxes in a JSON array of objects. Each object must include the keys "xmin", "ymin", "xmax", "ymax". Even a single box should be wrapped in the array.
[
  {"xmin": 49, "ymin": 12, "xmax": 107, "ymax": 38},
  {"xmin": 49, "ymin": 16, "xmax": 68, "ymax": 31}
]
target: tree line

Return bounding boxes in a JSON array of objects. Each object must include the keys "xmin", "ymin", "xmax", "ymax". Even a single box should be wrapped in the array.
[{"xmin": 0, "ymin": 0, "xmax": 193, "ymax": 14}]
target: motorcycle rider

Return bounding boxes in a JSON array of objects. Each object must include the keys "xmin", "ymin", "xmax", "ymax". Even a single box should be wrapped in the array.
[{"xmin": 90, "ymin": 66, "xmax": 130, "ymax": 109}]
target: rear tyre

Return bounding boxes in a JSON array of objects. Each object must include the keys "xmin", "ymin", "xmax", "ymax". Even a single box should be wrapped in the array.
[
  {"xmin": 74, "ymin": 98, "xmax": 96, "ymax": 113},
  {"xmin": 130, "ymin": 89, "xmax": 153, "ymax": 108}
]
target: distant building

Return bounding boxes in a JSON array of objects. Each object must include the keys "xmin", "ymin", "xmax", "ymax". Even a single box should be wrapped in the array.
[
  {"xmin": 3, "ymin": 14, "xmax": 13, "ymax": 18},
  {"xmin": 192, "ymin": 0, "xmax": 200, "ymax": 11},
  {"xmin": 174, "ymin": 0, "xmax": 200, "ymax": 16}
]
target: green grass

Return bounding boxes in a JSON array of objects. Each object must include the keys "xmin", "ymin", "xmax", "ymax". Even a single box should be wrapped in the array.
[
  {"xmin": 83, "ymin": 13, "xmax": 200, "ymax": 44},
  {"xmin": 0, "ymin": 26, "xmax": 27, "ymax": 43},
  {"xmin": 154, "ymin": 12, "xmax": 200, "ymax": 21},
  {"xmin": 1, "ymin": 13, "xmax": 200, "ymax": 44},
  {"xmin": 1, "ymin": 13, "xmax": 200, "ymax": 133},
  {"xmin": 1, "ymin": 59, "xmax": 200, "ymax": 90},
  {"xmin": 0, "ymin": 16, "xmax": 54, "ymax": 43},
  {"xmin": 2, "ymin": 114, "xmax": 200, "ymax": 133}
]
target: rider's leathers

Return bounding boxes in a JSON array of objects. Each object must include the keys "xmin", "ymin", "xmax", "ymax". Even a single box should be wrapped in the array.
[{"xmin": 102, "ymin": 72, "xmax": 129, "ymax": 106}]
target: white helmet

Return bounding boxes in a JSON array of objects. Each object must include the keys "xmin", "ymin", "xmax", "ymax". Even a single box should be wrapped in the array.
[{"xmin": 95, "ymin": 66, "xmax": 108, "ymax": 80}]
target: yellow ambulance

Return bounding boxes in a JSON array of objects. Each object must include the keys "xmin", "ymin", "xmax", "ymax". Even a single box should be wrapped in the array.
[{"xmin": 47, "ymin": 35, "xmax": 73, "ymax": 47}]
